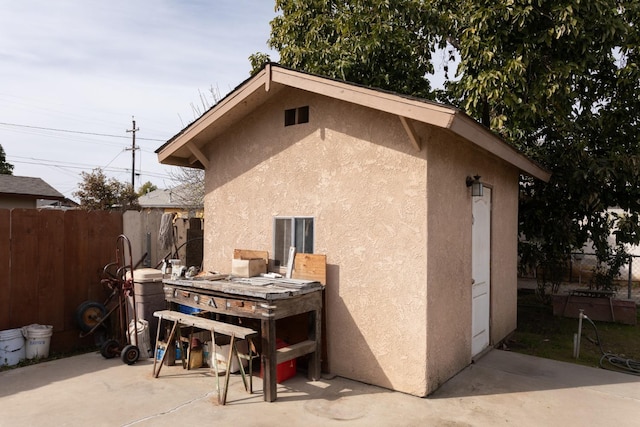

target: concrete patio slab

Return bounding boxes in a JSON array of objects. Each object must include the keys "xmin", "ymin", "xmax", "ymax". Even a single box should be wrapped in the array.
[{"xmin": 1, "ymin": 349, "xmax": 638, "ymax": 426}]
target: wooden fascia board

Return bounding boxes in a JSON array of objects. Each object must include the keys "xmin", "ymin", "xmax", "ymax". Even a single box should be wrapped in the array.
[
  {"xmin": 270, "ymin": 68, "xmax": 455, "ymax": 128},
  {"xmin": 449, "ymin": 114, "xmax": 551, "ymax": 182},
  {"xmin": 398, "ymin": 116, "xmax": 421, "ymax": 151},
  {"xmin": 157, "ymin": 69, "xmax": 269, "ymax": 164}
]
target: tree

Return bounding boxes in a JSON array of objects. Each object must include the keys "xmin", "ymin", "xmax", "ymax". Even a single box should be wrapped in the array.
[
  {"xmin": 0, "ymin": 144, "xmax": 14, "ymax": 175},
  {"xmin": 264, "ymin": 0, "xmax": 640, "ymax": 295},
  {"xmin": 438, "ymin": 0, "xmax": 640, "ymax": 293},
  {"xmin": 137, "ymin": 181, "xmax": 158, "ymax": 197},
  {"xmin": 168, "ymin": 167, "xmax": 205, "ymax": 210},
  {"xmin": 249, "ymin": 52, "xmax": 272, "ymax": 75},
  {"xmin": 74, "ymin": 169, "xmax": 140, "ymax": 211},
  {"xmin": 267, "ymin": 0, "xmax": 441, "ymax": 98}
]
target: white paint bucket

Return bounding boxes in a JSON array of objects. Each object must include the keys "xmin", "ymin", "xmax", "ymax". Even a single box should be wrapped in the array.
[
  {"xmin": 22, "ymin": 324, "xmax": 53, "ymax": 359},
  {"xmin": 0, "ymin": 328, "xmax": 26, "ymax": 366},
  {"xmin": 128, "ymin": 319, "xmax": 151, "ymax": 358}
]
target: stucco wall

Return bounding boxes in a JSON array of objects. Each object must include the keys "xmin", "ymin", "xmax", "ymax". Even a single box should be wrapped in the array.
[
  {"xmin": 425, "ymin": 130, "xmax": 520, "ymax": 393},
  {"xmin": 202, "ymin": 88, "xmax": 429, "ymax": 395},
  {"xmin": 198, "ymin": 86, "xmax": 521, "ymax": 397},
  {"xmin": 0, "ymin": 196, "xmax": 36, "ymax": 209}
]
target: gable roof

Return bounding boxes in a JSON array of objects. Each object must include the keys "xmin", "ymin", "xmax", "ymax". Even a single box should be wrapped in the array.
[
  {"xmin": 156, "ymin": 63, "xmax": 550, "ymax": 182},
  {"xmin": 0, "ymin": 175, "xmax": 65, "ymax": 200}
]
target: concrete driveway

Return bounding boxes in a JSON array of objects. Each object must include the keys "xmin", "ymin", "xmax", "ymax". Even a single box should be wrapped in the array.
[{"xmin": 1, "ymin": 349, "xmax": 638, "ymax": 426}]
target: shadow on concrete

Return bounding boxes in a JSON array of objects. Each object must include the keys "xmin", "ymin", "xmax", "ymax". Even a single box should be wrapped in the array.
[{"xmin": 0, "ymin": 352, "xmax": 140, "ymax": 398}]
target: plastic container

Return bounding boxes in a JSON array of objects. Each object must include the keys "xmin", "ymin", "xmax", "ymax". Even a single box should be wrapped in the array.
[
  {"xmin": 127, "ymin": 268, "xmax": 166, "ymax": 348},
  {"xmin": 0, "ymin": 328, "xmax": 26, "ymax": 366},
  {"xmin": 260, "ymin": 339, "xmax": 297, "ymax": 383},
  {"xmin": 178, "ymin": 304, "xmax": 201, "ymax": 315},
  {"xmin": 128, "ymin": 319, "xmax": 152, "ymax": 358},
  {"xmin": 210, "ymin": 339, "xmax": 248, "ymax": 374},
  {"xmin": 21, "ymin": 324, "xmax": 53, "ymax": 359}
]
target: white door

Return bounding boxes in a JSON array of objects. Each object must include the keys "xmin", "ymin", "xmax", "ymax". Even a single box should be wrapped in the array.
[{"xmin": 472, "ymin": 187, "xmax": 491, "ymax": 356}]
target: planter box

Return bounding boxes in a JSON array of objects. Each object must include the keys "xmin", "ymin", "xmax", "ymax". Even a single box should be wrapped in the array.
[{"xmin": 552, "ymin": 294, "xmax": 637, "ymax": 325}]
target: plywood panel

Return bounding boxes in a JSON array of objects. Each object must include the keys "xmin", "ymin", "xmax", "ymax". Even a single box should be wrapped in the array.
[
  {"xmin": 292, "ymin": 253, "xmax": 327, "ymax": 284},
  {"xmin": 0, "ymin": 209, "xmax": 11, "ymax": 329}
]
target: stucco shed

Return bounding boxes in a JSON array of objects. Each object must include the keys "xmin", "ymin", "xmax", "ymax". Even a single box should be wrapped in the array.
[{"xmin": 156, "ymin": 64, "xmax": 550, "ymax": 396}]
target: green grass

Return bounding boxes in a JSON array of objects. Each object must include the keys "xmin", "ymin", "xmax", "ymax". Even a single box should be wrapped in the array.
[{"xmin": 509, "ymin": 291, "xmax": 640, "ymax": 371}]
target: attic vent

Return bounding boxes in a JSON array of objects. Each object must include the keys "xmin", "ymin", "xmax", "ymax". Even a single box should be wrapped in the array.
[{"xmin": 284, "ymin": 106, "xmax": 309, "ymax": 127}]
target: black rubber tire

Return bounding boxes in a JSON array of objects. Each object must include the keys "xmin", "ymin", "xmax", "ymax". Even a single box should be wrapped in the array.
[
  {"xmin": 100, "ymin": 339, "xmax": 120, "ymax": 359},
  {"xmin": 75, "ymin": 301, "xmax": 107, "ymax": 332},
  {"xmin": 120, "ymin": 344, "xmax": 140, "ymax": 365},
  {"xmin": 92, "ymin": 325, "xmax": 108, "ymax": 347}
]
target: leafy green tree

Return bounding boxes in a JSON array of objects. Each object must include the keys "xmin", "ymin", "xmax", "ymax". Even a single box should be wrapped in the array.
[
  {"xmin": 439, "ymin": 0, "xmax": 640, "ymax": 292},
  {"xmin": 268, "ymin": 0, "xmax": 440, "ymax": 98},
  {"xmin": 264, "ymin": 0, "xmax": 640, "ymax": 295},
  {"xmin": 0, "ymin": 144, "xmax": 14, "ymax": 175},
  {"xmin": 74, "ymin": 169, "xmax": 140, "ymax": 211},
  {"xmin": 249, "ymin": 52, "xmax": 272, "ymax": 75},
  {"xmin": 137, "ymin": 181, "xmax": 158, "ymax": 197}
]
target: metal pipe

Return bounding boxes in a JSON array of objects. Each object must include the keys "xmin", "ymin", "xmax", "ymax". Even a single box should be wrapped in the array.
[
  {"xmin": 575, "ymin": 309, "xmax": 584, "ymax": 359},
  {"xmin": 628, "ymin": 256, "xmax": 632, "ymax": 300}
]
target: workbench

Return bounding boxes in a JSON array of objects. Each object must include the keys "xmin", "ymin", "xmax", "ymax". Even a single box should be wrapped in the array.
[{"xmin": 161, "ymin": 275, "xmax": 324, "ymax": 402}]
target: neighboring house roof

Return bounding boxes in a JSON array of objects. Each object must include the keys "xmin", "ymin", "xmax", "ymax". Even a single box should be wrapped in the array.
[
  {"xmin": 37, "ymin": 197, "xmax": 80, "ymax": 209},
  {"xmin": 138, "ymin": 188, "xmax": 182, "ymax": 208},
  {"xmin": 138, "ymin": 187, "xmax": 203, "ymax": 209},
  {"xmin": 156, "ymin": 63, "xmax": 550, "ymax": 182},
  {"xmin": 0, "ymin": 175, "xmax": 65, "ymax": 200}
]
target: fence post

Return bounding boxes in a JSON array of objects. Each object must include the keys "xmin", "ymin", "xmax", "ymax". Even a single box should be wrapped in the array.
[{"xmin": 628, "ymin": 255, "xmax": 633, "ymax": 300}]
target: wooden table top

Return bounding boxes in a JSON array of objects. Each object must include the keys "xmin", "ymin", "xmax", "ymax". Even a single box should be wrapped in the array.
[{"xmin": 163, "ymin": 274, "xmax": 323, "ymax": 300}]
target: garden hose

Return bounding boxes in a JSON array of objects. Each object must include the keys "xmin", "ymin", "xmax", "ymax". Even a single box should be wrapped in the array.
[{"xmin": 582, "ymin": 315, "xmax": 640, "ymax": 375}]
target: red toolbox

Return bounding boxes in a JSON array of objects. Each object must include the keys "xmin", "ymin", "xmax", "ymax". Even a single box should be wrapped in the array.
[{"xmin": 260, "ymin": 339, "xmax": 297, "ymax": 383}]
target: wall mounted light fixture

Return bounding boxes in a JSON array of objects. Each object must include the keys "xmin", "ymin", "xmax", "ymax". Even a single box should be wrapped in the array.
[{"xmin": 466, "ymin": 175, "xmax": 483, "ymax": 197}]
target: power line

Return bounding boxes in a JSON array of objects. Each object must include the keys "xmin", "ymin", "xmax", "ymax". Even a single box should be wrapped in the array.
[
  {"xmin": 8, "ymin": 156, "xmax": 173, "ymax": 179},
  {"xmin": 0, "ymin": 121, "xmax": 166, "ymax": 142}
]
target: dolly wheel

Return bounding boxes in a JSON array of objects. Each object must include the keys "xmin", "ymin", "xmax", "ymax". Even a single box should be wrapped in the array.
[
  {"xmin": 100, "ymin": 339, "xmax": 120, "ymax": 359},
  {"xmin": 121, "ymin": 345, "xmax": 140, "ymax": 365},
  {"xmin": 76, "ymin": 301, "xmax": 107, "ymax": 332}
]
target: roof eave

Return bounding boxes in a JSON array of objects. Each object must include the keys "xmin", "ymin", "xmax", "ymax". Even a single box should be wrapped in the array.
[{"xmin": 448, "ymin": 114, "xmax": 551, "ymax": 182}]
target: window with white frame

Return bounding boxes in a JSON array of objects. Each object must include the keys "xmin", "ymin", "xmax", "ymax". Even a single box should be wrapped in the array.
[{"xmin": 273, "ymin": 217, "xmax": 314, "ymax": 267}]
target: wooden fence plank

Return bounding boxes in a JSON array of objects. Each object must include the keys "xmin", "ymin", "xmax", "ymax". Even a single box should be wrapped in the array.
[
  {"xmin": 37, "ymin": 210, "xmax": 65, "ymax": 330},
  {"xmin": 0, "ymin": 209, "xmax": 10, "ymax": 330},
  {"xmin": 63, "ymin": 210, "xmax": 92, "ymax": 332},
  {"xmin": 10, "ymin": 209, "xmax": 40, "ymax": 328}
]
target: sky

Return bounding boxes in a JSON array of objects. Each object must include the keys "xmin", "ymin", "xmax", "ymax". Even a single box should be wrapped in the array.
[{"xmin": 0, "ymin": 1, "xmax": 279, "ymax": 199}]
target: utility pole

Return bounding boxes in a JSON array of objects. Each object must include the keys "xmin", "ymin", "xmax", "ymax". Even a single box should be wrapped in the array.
[{"xmin": 125, "ymin": 117, "xmax": 139, "ymax": 189}]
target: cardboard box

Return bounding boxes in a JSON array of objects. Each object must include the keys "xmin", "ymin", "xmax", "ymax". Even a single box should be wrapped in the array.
[{"xmin": 231, "ymin": 258, "xmax": 266, "ymax": 278}]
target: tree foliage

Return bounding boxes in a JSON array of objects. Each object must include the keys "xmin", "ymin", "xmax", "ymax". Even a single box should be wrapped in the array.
[
  {"xmin": 0, "ymin": 144, "xmax": 14, "ymax": 175},
  {"xmin": 74, "ymin": 169, "xmax": 139, "ymax": 211},
  {"xmin": 137, "ymin": 181, "xmax": 158, "ymax": 197},
  {"xmin": 438, "ymin": 0, "xmax": 640, "ymax": 290},
  {"xmin": 264, "ymin": 0, "xmax": 640, "ymax": 293},
  {"xmin": 268, "ymin": 0, "xmax": 440, "ymax": 98},
  {"xmin": 168, "ymin": 167, "xmax": 205, "ymax": 210}
]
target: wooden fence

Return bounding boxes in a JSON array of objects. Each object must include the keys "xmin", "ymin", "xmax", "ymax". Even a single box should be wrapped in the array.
[{"xmin": 0, "ymin": 209, "xmax": 123, "ymax": 354}]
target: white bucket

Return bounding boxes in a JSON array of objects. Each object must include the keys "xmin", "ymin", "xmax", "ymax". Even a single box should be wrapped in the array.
[
  {"xmin": 208, "ymin": 340, "xmax": 248, "ymax": 374},
  {"xmin": 0, "ymin": 328, "xmax": 26, "ymax": 366},
  {"xmin": 21, "ymin": 324, "xmax": 53, "ymax": 360},
  {"xmin": 128, "ymin": 319, "xmax": 152, "ymax": 358}
]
